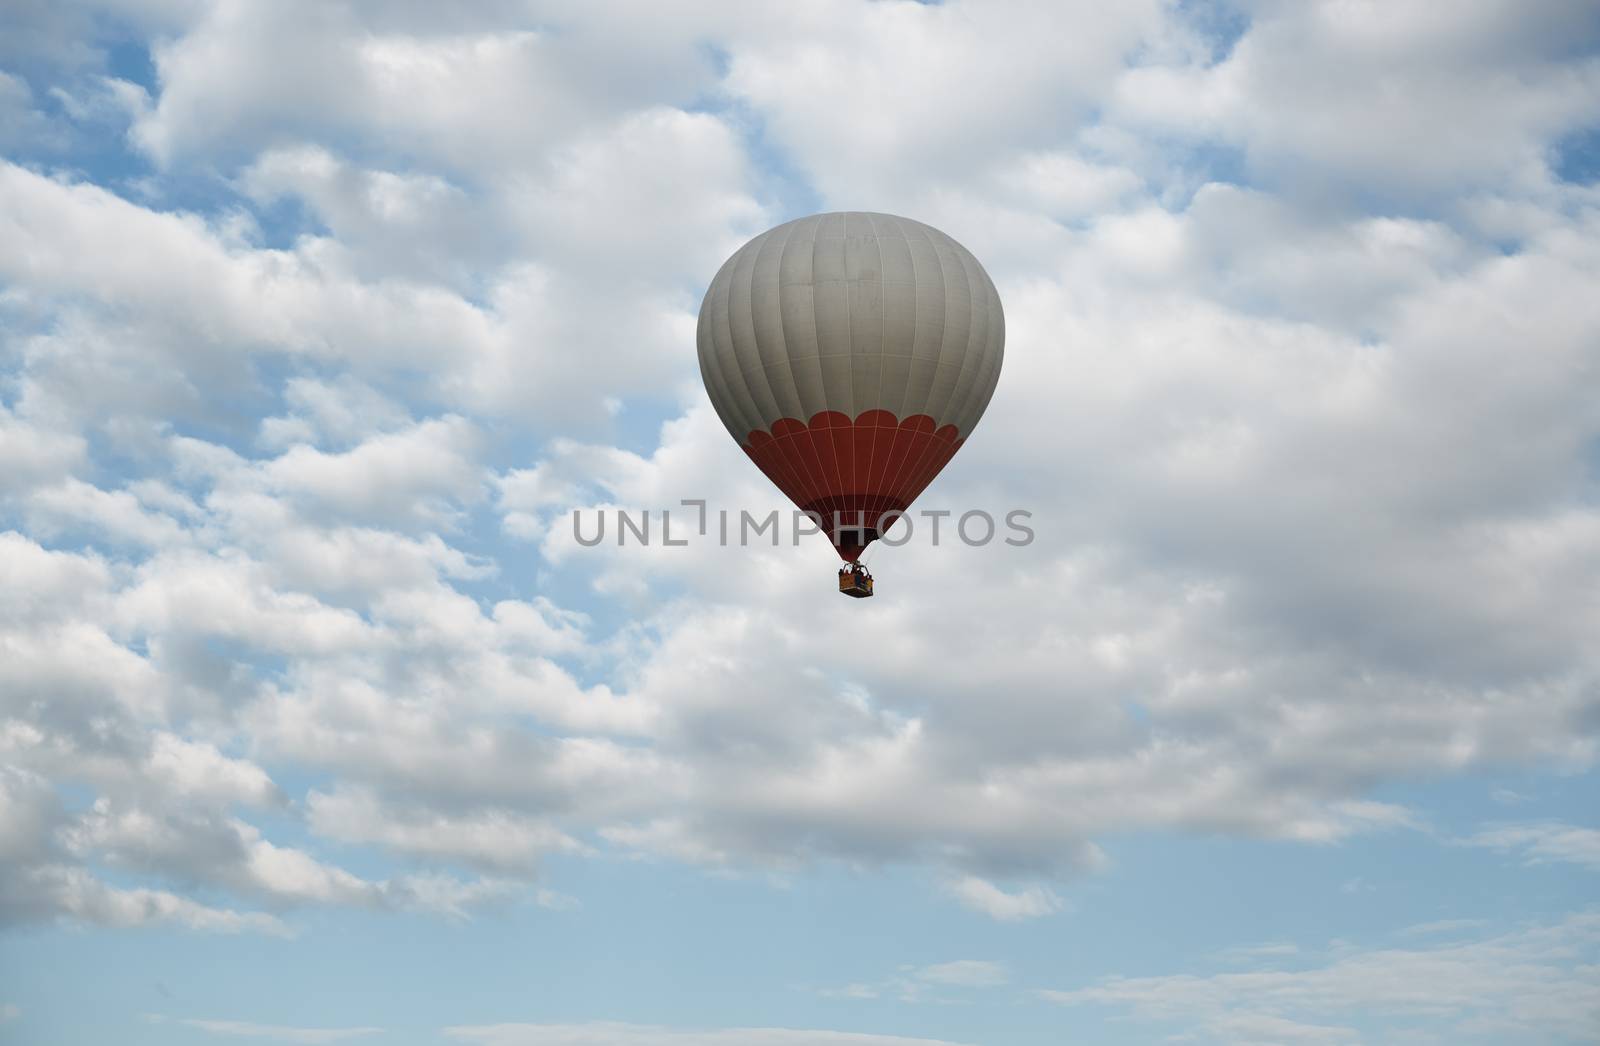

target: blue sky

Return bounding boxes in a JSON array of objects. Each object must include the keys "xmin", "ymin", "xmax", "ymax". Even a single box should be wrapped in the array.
[{"xmin": 2, "ymin": 2, "xmax": 1599, "ymax": 1044}]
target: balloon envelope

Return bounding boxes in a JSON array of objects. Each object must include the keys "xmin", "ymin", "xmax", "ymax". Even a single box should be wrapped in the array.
[{"xmin": 698, "ymin": 212, "xmax": 1004, "ymax": 560}]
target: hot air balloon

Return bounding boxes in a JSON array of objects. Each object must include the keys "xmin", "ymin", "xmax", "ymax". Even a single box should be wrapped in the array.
[{"xmin": 697, "ymin": 212, "xmax": 1004, "ymax": 596}]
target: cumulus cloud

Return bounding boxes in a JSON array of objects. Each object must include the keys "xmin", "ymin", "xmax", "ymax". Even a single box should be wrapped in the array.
[
  {"xmin": 125, "ymin": 0, "xmax": 726, "ymax": 172},
  {"xmin": 0, "ymin": 405, "xmax": 85, "ymax": 494},
  {"xmin": 260, "ymin": 416, "xmax": 485, "ymax": 530},
  {"xmin": 1, "ymin": 0, "xmax": 1598, "ymax": 981},
  {"xmin": 0, "ymin": 140, "xmax": 757, "ymax": 437},
  {"xmin": 0, "ymin": 765, "xmax": 289, "ymax": 935},
  {"xmin": 1105, "ymin": 0, "xmax": 1600, "ymax": 199},
  {"xmin": 721, "ymin": 0, "xmax": 1167, "ymax": 204},
  {"xmin": 305, "ymin": 785, "xmax": 588, "ymax": 874}
]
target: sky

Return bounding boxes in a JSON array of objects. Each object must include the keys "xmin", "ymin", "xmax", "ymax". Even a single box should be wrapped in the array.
[{"xmin": 1, "ymin": 1, "xmax": 1599, "ymax": 1044}]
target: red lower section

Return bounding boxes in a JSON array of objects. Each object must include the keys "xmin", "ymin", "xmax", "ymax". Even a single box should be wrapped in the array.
[{"xmin": 742, "ymin": 410, "xmax": 964, "ymax": 561}]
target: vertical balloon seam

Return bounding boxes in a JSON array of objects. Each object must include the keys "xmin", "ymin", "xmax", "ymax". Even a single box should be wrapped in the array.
[
  {"xmin": 768, "ymin": 222, "xmax": 825, "ymax": 511},
  {"xmin": 696, "ymin": 280, "xmax": 738, "ymax": 440},
  {"xmin": 944, "ymin": 243, "xmax": 991, "ymax": 438},
  {"xmin": 775, "ymin": 218, "xmax": 828, "ymax": 507},
  {"xmin": 917, "ymin": 218, "xmax": 957, "ymax": 429},
  {"xmin": 851, "ymin": 217, "xmax": 876, "ymax": 505},
  {"xmin": 702, "ymin": 256, "xmax": 735, "ymax": 435},
  {"xmin": 905, "ymin": 224, "xmax": 945, "ymax": 424},
  {"xmin": 752, "ymin": 218, "xmax": 799, "ymax": 423},
  {"xmin": 766, "ymin": 217, "xmax": 820, "ymax": 504},
  {"xmin": 707, "ymin": 254, "xmax": 758, "ymax": 443},
  {"xmin": 890, "ymin": 223, "xmax": 979, "ymax": 501},
  {"xmin": 740, "ymin": 222, "xmax": 788, "ymax": 432},
  {"xmin": 831, "ymin": 214, "xmax": 858, "ymax": 500},
  {"xmin": 858, "ymin": 226, "xmax": 910, "ymax": 497},
  {"xmin": 745, "ymin": 232, "xmax": 785, "ymax": 432},
  {"xmin": 890, "ymin": 216, "xmax": 919, "ymax": 422},
  {"xmin": 976, "ymin": 269, "xmax": 1006, "ymax": 430},
  {"xmin": 818, "ymin": 212, "xmax": 851, "ymax": 506},
  {"xmin": 843, "ymin": 211, "xmax": 857, "ymax": 427},
  {"xmin": 881, "ymin": 220, "xmax": 958, "ymax": 499},
  {"xmin": 777, "ymin": 215, "xmax": 821, "ymax": 425},
  {"xmin": 970, "ymin": 257, "xmax": 1003, "ymax": 432},
  {"xmin": 959, "ymin": 272, "xmax": 1004, "ymax": 436},
  {"xmin": 870, "ymin": 213, "xmax": 894, "ymax": 475},
  {"xmin": 767, "ymin": 218, "xmax": 804, "ymax": 425},
  {"xmin": 927, "ymin": 229, "xmax": 975, "ymax": 428},
  {"xmin": 771, "ymin": 217, "xmax": 825, "ymax": 504},
  {"xmin": 810, "ymin": 214, "xmax": 844, "ymax": 501},
  {"xmin": 883, "ymin": 220, "xmax": 940, "ymax": 495},
  {"xmin": 695, "ymin": 256, "xmax": 731, "ymax": 437},
  {"xmin": 889, "ymin": 219, "xmax": 934, "ymax": 505},
  {"xmin": 723, "ymin": 244, "xmax": 766, "ymax": 440},
  {"xmin": 747, "ymin": 220, "xmax": 818, "ymax": 507}
]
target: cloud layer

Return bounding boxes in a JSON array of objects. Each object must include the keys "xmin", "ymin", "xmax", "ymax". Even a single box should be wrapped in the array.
[{"xmin": 1, "ymin": 2, "xmax": 1598, "ymax": 1006}]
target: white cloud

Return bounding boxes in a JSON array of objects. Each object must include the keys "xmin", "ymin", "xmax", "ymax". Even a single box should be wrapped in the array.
[
  {"xmin": 260, "ymin": 416, "xmax": 485, "ymax": 530},
  {"xmin": 1105, "ymin": 0, "xmax": 1600, "ymax": 198},
  {"xmin": 941, "ymin": 877, "xmax": 1063, "ymax": 923},
  {"xmin": 0, "ymin": 161, "xmax": 491, "ymax": 429},
  {"xmin": 240, "ymin": 145, "xmax": 490, "ymax": 288},
  {"xmin": 1464, "ymin": 821, "xmax": 1600, "ymax": 870},
  {"xmin": 54, "ymin": 875, "xmax": 291, "ymax": 936},
  {"xmin": 722, "ymin": 0, "xmax": 1166, "ymax": 204},
  {"xmin": 444, "ymin": 1024, "xmax": 976, "ymax": 1046},
  {"xmin": 25, "ymin": 477, "xmax": 189, "ymax": 548},
  {"xmin": 1397, "ymin": 919, "xmax": 1490, "ymax": 939},
  {"xmin": 2, "ymin": 0, "xmax": 1600, "ymax": 965},
  {"xmin": 0, "ymin": 71, "xmax": 58, "ymax": 149},
  {"xmin": 174, "ymin": 1018, "xmax": 382, "ymax": 1044},
  {"xmin": 142, "ymin": 733, "xmax": 281, "ymax": 807},
  {"xmin": 128, "ymin": 2, "xmax": 715, "ymax": 171},
  {"xmin": 0, "ymin": 406, "xmax": 85, "ymax": 495},
  {"xmin": 991, "ymin": 150, "xmax": 1144, "ymax": 221},
  {"xmin": 51, "ymin": 792, "xmax": 520, "ymax": 923},
  {"xmin": 0, "ymin": 109, "xmax": 762, "ymax": 436},
  {"xmin": 257, "ymin": 375, "xmax": 412, "ymax": 452},
  {"xmin": 1194, "ymin": 1013, "xmax": 1359, "ymax": 1045},
  {"xmin": 819, "ymin": 958, "xmax": 1010, "ymax": 1004},
  {"xmin": 1042, "ymin": 910, "xmax": 1600, "ymax": 1043},
  {"xmin": 59, "ymin": 799, "xmax": 369, "ymax": 907},
  {"xmin": 379, "ymin": 872, "xmax": 525, "ymax": 922},
  {"xmin": 305, "ymin": 786, "xmax": 586, "ymax": 874},
  {"xmin": 910, "ymin": 960, "xmax": 1008, "ymax": 989},
  {"xmin": 1491, "ymin": 787, "xmax": 1531, "ymax": 807},
  {"xmin": 1210, "ymin": 942, "xmax": 1301, "ymax": 965}
]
